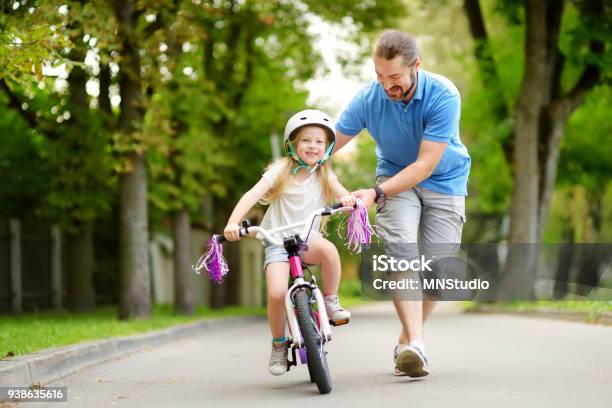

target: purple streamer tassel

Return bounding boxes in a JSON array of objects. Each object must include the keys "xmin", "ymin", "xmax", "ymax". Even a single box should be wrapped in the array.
[
  {"xmin": 193, "ymin": 236, "xmax": 229, "ymax": 284},
  {"xmin": 346, "ymin": 199, "xmax": 375, "ymax": 254}
]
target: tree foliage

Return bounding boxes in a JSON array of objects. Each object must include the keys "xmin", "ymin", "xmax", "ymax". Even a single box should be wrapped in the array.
[{"xmin": 1, "ymin": 0, "xmax": 405, "ymax": 314}]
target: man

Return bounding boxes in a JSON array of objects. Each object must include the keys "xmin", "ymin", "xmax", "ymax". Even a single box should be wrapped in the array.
[{"xmin": 334, "ymin": 30, "xmax": 470, "ymax": 377}]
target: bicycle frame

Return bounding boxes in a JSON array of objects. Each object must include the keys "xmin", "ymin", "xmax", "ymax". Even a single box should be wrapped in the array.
[
  {"xmin": 284, "ymin": 242, "xmax": 331, "ymax": 351},
  {"xmin": 230, "ymin": 204, "xmax": 351, "ymax": 353}
]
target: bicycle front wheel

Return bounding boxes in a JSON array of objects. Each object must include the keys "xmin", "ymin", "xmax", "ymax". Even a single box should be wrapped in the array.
[{"xmin": 295, "ymin": 289, "xmax": 332, "ymax": 394}]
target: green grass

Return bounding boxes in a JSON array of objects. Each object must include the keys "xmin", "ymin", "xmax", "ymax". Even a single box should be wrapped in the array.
[
  {"xmin": 338, "ymin": 279, "xmax": 375, "ymax": 308},
  {"xmin": 339, "ymin": 280, "xmax": 363, "ymax": 299},
  {"xmin": 464, "ymin": 300, "xmax": 612, "ymax": 321},
  {"xmin": 0, "ymin": 305, "xmax": 266, "ymax": 358},
  {"xmin": 339, "ymin": 294, "xmax": 373, "ymax": 309},
  {"xmin": 498, "ymin": 300, "xmax": 612, "ymax": 315},
  {"xmin": 0, "ymin": 279, "xmax": 371, "ymax": 358}
]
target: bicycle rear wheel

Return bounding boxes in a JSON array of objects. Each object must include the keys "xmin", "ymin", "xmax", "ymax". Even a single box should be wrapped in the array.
[{"xmin": 295, "ymin": 289, "xmax": 332, "ymax": 394}]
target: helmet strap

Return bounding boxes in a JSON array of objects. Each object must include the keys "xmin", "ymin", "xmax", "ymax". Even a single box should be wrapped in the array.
[
  {"xmin": 288, "ymin": 140, "xmax": 336, "ymax": 174},
  {"xmin": 310, "ymin": 141, "xmax": 335, "ymax": 172}
]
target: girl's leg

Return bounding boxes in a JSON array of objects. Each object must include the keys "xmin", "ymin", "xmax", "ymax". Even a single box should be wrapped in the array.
[
  {"xmin": 301, "ymin": 238, "xmax": 350, "ymax": 324},
  {"xmin": 265, "ymin": 262, "xmax": 290, "ymax": 339},
  {"xmin": 300, "ymin": 238, "xmax": 341, "ymax": 296}
]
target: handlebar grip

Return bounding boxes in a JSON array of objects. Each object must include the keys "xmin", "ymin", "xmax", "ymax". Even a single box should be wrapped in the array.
[
  {"xmin": 213, "ymin": 234, "xmax": 226, "ymax": 244},
  {"xmin": 330, "ymin": 202, "xmax": 357, "ymax": 209},
  {"xmin": 214, "ymin": 229, "xmax": 248, "ymax": 244}
]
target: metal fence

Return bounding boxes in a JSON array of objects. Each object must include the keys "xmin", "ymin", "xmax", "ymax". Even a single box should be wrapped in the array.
[
  {"xmin": 0, "ymin": 219, "xmax": 62, "ymax": 314},
  {"xmin": 0, "ymin": 219, "xmax": 266, "ymax": 314}
]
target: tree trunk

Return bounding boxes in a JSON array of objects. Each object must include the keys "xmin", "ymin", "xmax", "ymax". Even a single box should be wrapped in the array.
[
  {"xmin": 575, "ymin": 245, "xmax": 600, "ymax": 297},
  {"xmin": 575, "ymin": 193, "xmax": 605, "ymax": 296},
  {"xmin": 499, "ymin": 0, "xmax": 548, "ymax": 300},
  {"xmin": 553, "ymin": 241, "xmax": 573, "ymax": 300},
  {"xmin": 509, "ymin": 0, "xmax": 547, "ymax": 243},
  {"xmin": 210, "ymin": 200, "xmax": 231, "ymax": 309},
  {"xmin": 463, "ymin": 0, "xmax": 513, "ymax": 165},
  {"xmin": 535, "ymin": 0, "xmax": 603, "ymax": 240},
  {"xmin": 66, "ymin": 48, "xmax": 96, "ymax": 311},
  {"xmin": 66, "ymin": 229, "xmax": 95, "ymax": 311},
  {"xmin": 535, "ymin": 0, "xmax": 564, "ymax": 239},
  {"xmin": 99, "ymin": 63, "xmax": 113, "ymax": 128},
  {"xmin": 537, "ymin": 105, "xmax": 567, "ymax": 239},
  {"xmin": 118, "ymin": 153, "xmax": 151, "ymax": 319},
  {"xmin": 115, "ymin": 0, "xmax": 151, "ymax": 319},
  {"xmin": 173, "ymin": 209, "xmax": 194, "ymax": 315},
  {"xmin": 463, "ymin": 0, "xmax": 605, "ymax": 300}
]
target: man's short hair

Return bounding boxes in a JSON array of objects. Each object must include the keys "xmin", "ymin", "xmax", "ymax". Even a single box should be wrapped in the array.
[{"xmin": 374, "ymin": 30, "xmax": 420, "ymax": 66}]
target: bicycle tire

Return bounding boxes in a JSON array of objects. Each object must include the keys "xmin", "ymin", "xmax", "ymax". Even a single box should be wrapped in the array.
[{"xmin": 295, "ymin": 289, "xmax": 332, "ymax": 394}]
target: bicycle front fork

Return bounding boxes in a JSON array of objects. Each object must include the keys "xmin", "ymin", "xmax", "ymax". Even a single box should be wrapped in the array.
[{"xmin": 285, "ymin": 276, "xmax": 332, "ymax": 351}]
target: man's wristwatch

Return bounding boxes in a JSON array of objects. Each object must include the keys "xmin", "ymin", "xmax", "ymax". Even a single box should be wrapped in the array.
[{"xmin": 372, "ymin": 185, "xmax": 386, "ymax": 207}]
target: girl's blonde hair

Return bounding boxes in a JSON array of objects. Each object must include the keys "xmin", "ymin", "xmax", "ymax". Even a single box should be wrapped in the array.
[{"xmin": 260, "ymin": 127, "xmax": 335, "ymax": 232}]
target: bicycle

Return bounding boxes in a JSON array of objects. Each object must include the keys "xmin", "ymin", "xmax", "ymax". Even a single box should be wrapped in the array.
[{"xmin": 210, "ymin": 202, "xmax": 354, "ymax": 394}]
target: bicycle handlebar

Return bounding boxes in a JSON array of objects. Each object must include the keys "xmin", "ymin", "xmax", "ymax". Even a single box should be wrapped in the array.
[{"xmin": 214, "ymin": 202, "xmax": 355, "ymax": 246}]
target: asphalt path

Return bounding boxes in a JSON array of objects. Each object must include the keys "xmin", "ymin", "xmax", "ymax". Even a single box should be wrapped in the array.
[{"xmin": 21, "ymin": 302, "xmax": 612, "ymax": 407}]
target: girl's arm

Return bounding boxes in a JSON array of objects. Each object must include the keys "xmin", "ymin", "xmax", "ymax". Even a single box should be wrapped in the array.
[
  {"xmin": 224, "ymin": 177, "xmax": 271, "ymax": 241},
  {"xmin": 329, "ymin": 177, "xmax": 356, "ymax": 207}
]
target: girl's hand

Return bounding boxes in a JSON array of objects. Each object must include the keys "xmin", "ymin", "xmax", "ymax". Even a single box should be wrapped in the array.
[
  {"xmin": 223, "ymin": 222, "xmax": 242, "ymax": 241},
  {"xmin": 339, "ymin": 194, "xmax": 357, "ymax": 208}
]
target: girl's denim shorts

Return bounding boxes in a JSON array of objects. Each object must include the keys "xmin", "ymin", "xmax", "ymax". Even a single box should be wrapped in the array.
[{"xmin": 263, "ymin": 242, "xmax": 289, "ymax": 270}]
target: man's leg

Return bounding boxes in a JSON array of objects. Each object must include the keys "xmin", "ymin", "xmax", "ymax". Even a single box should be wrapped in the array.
[
  {"xmin": 418, "ymin": 186, "xmax": 465, "ymax": 246},
  {"xmin": 392, "ymin": 293, "xmax": 431, "ymax": 377},
  {"xmin": 374, "ymin": 178, "xmax": 422, "ymax": 345},
  {"xmin": 397, "ymin": 299, "xmax": 436, "ymax": 344},
  {"xmin": 417, "ymin": 186, "xmax": 465, "ymax": 322},
  {"xmin": 375, "ymin": 178, "xmax": 432, "ymax": 376},
  {"xmin": 394, "ymin": 188, "xmax": 465, "ymax": 377}
]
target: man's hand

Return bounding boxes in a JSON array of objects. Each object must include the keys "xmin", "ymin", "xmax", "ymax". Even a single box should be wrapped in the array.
[{"xmin": 351, "ymin": 188, "xmax": 377, "ymax": 210}]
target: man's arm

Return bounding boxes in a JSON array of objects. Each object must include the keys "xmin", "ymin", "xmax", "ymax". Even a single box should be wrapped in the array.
[
  {"xmin": 332, "ymin": 129, "xmax": 355, "ymax": 154},
  {"xmin": 379, "ymin": 140, "xmax": 447, "ymax": 196},
  {"xmin": 333, "ymin": 86, "xmax": 365, "ymax": 154},
  {"xmin": 352, "ymin": 140, "xmax": 448, "ymax": 208}
]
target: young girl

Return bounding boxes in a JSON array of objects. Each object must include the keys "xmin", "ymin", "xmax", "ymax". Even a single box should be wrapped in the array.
[{"xmin": 223, "ymin": 109, "xmax": 355, "ymax": 376}]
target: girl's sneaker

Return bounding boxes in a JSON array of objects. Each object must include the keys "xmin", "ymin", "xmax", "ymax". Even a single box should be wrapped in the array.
[
  {"xmin": 269, "ymin": 342, "xmax": 288, "ymax": 376},
  {"xmin": 324, "ymin": 295, "xmax": 351, "ymax": 325}
]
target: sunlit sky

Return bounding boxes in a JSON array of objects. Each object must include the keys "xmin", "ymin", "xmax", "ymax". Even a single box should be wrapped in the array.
[
  {"xmin": 303, "ymin": 17, "xmax": 375, "ymax": 158},
  {"xmin": 304, "ymin": 16, "xmax": 374, "ymax": 120},
  {"xmin": 41, "ymin": 16, "xmax": 374, "ymax": 133}
]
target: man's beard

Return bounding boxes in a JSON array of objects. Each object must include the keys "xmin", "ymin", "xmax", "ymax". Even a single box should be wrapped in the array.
[
  {"xmin": 385, "ymin": 71, "xmax": 417, "ymax": 100},
  {"xmin": 386, "ymin": 85, "xmax": 404, "ymax": 99}
]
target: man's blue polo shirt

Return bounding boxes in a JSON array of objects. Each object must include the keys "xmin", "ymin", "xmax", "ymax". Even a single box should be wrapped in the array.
[{"xmin": 336, "ymin": 70, "xmax": 470, "ymax": 196}]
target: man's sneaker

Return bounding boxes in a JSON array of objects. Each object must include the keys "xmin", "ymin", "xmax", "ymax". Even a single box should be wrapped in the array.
[
  {"xmin": 324, "ymin": 295, "xmax": 351, "ymax": 325},
  {"xmin": 393, "ymin": 345, "xmax": 409, "ymax": 376},
  {"xmin": 393, "ymin": 344, "xmax": 430, "ymax": 377},
  {"xmin": 269, "ymin": 342, "xmax": 288, "ymax": 376}
]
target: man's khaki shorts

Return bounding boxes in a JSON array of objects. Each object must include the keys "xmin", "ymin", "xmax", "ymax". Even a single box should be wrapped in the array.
[{"xmin": 375, "ymin": 176, "xmax": 466, "ymax": 260}]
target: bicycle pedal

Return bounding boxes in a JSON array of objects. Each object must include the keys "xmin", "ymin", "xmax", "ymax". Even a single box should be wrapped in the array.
[
  {"xmin": 329, "ymin": 318, "xmax": 349, "ymax": 326},
  {"xmin": 287, "ymin": 346, "xmax": 298, "ymax": 371}
]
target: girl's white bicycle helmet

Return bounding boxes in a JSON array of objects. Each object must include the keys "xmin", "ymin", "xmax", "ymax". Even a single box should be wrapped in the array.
[{"xmin": 283, "ymin": 109, "xmax": 336, "ymax": 173}]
